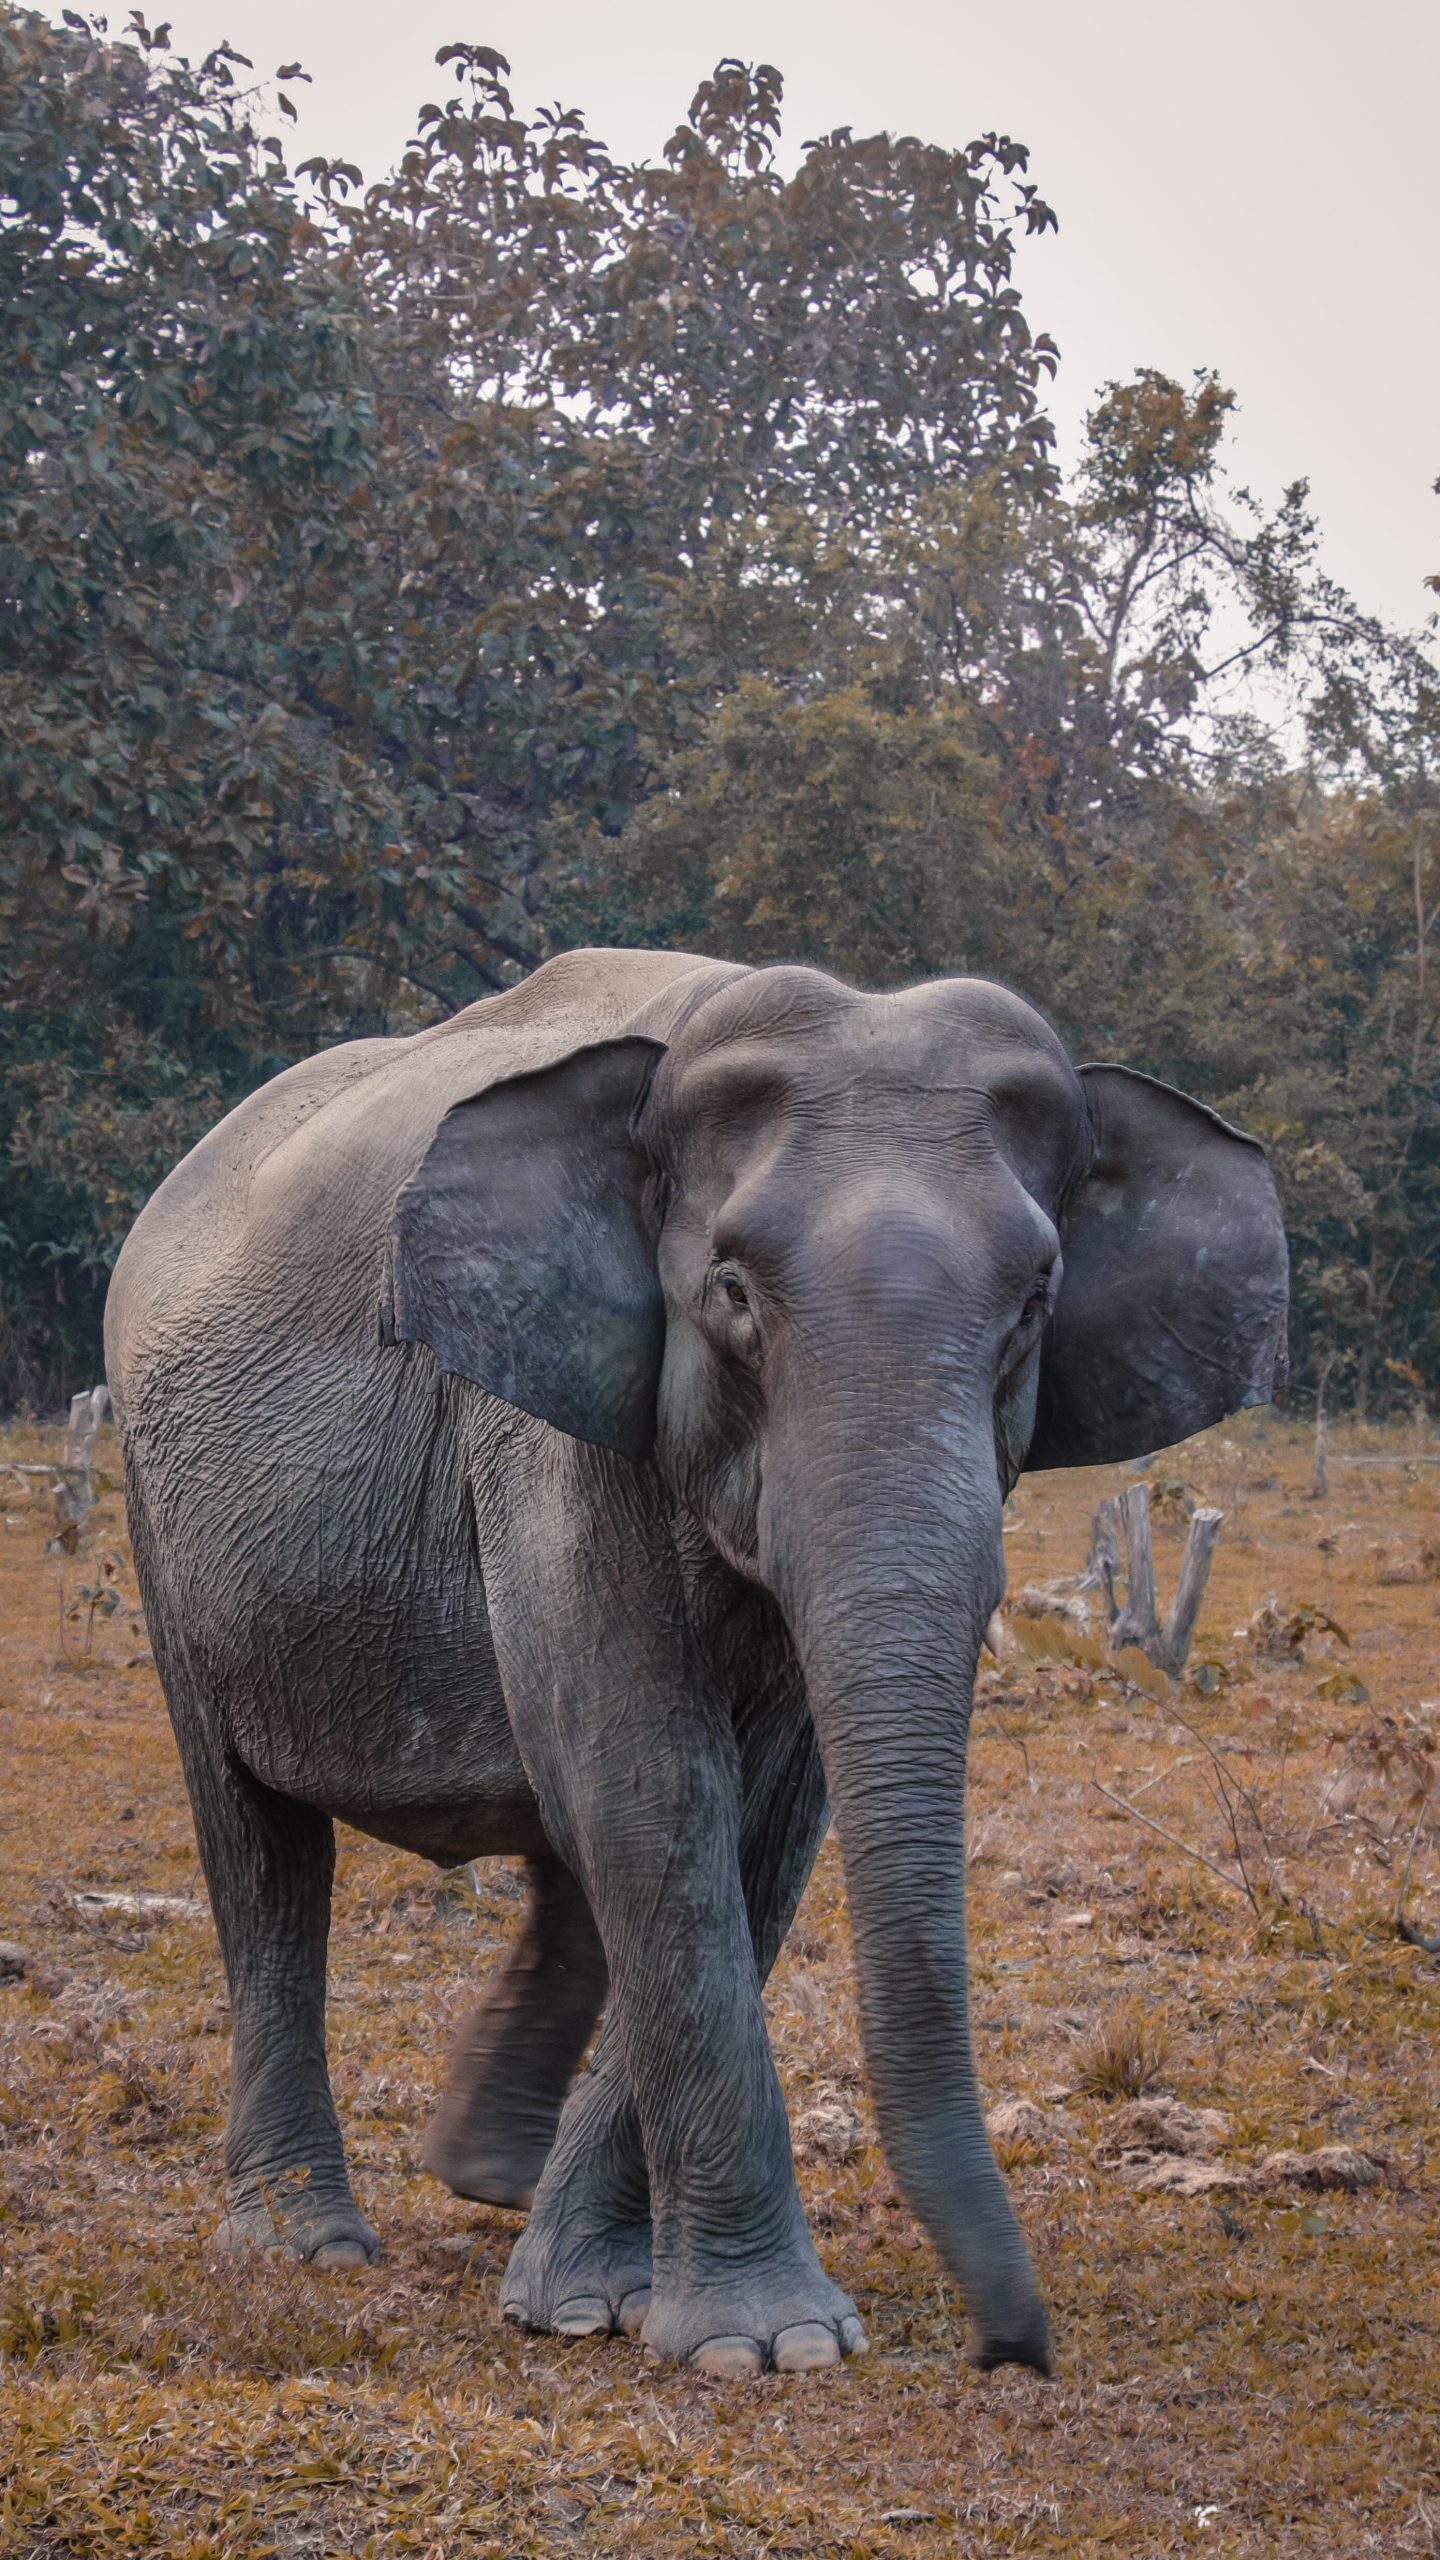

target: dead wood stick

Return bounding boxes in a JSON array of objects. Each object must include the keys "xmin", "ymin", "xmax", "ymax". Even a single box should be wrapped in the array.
[
  {"xmin": 1394, "ymin": 1800, "xmax": 1440, "ymax": 1951},
  {"xmin": 1110, "ymin": 1483, "xmax": 1160, "ymax": 1652},
  {"xmin": 62, "ymin": 1384, "xmax": 108, "ymax": 1469},
  {"xmin": 1312, "ymin": 1405, "xmax": 1329, "ymax": 1500},
  {"xmin": 1154, "ymin": 1506, "xmax": 1223, "ymax": 1676},
  {"xmin": 1092, "ymin": 1782, "xmax": 1252, "ymax": 1901},
  {"xmin": 1328, "ymin": 1454, "xmax": 1440, "ymax": 1468},
  {"xmin": 1089, "ymin": 1497, "xmax": 1123, "ymax": 1619}
]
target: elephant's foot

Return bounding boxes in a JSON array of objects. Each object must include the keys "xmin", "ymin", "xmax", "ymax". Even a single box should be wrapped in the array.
[
  {"xmin": 639, "ymin": 2234, "xmax": 866, "ymax": 2376},
  {"xmin": 968, "ymin": 2299, "xmax": 1053, "ymax": 2377},
  {"xmin": 421, "ymin": 2093, "xmax": 558, "ymax": 2213},
  {"xmin": 214, "ymin": 2171, "xmax": 381, "ymax": 2269},
  {"xmin": 499, "ymin": 2199, "xmax": 653, "ymax": 2339}
]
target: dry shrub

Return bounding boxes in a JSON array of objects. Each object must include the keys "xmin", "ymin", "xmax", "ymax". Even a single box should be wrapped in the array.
[
  {"xmin": 1095, "ymin": 2096, "xmax": 1230, "ymax": 2159},
  {"xmin": 985, "ymin": 2096, "xmax": 1052, "ymax": 2170},
  {"xmin": 1146, "ymin": 1474, "xmax": 1196, "ymax": 1531},
  {"xmin": 1126, "ymin": 2154, "xmax": 1252, "ymax": 2196},
  {"xmin": 1371, "ymin": 1537, "xmax": 1440, "ymax": 1585},
  {"xmin": 1260, "ymin": 2143, "xmax": 1389, "ymax": 2192},
  {"xmin": 1074, "ymin": 1996, "xmax": 1172, "ymax": 2100},
  {"xmin": 792, "ymin": 2091, "xmax": 864, "ymax": 2165}
]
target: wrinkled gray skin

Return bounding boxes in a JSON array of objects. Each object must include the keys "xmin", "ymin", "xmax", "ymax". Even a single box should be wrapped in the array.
[{"xmin": 105, "ymin": 950, "xmax": 1288, "ymax": 2377}]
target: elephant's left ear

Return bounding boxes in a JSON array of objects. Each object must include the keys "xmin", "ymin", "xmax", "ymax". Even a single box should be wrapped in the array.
[
  {"xmin": 1026, "ymin": 1065, "xmax": 1288, "ymax": 1471},
  {"xmin": 383, "ymin": 1037, "xmax": 666, "ymax": 1461}
]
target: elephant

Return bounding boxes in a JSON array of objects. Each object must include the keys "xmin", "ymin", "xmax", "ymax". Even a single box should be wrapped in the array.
[{"xmin": 104, "ymin": 946, "xmax": 1287, "ymax": 2377}]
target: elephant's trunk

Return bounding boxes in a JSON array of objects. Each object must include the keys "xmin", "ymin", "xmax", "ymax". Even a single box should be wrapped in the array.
[{"xmin": 761, "ymin": 1384, "xmax": 1051, "ymax": 2373}]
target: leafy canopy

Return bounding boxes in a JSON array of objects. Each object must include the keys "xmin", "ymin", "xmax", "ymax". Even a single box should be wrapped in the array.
[{"xmin": 1, "ymin": 7, "xmax": 1437, "ymax": 1415}]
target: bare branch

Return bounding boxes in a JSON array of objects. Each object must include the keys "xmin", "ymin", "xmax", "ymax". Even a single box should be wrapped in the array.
[{"xmin": 1091, "ymin": 1783, "xmax": 1254, "ymax": 1904}]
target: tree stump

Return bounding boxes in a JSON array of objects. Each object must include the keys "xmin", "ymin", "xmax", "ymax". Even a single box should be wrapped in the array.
[
  {"xmin": 1089, "ymin": 1481, "xmax": 1223, "ymax": 1682},
  {"xmin": 50, "ymin": 1384, "xmax": 109, "ymax": 1552},
  {"xmin": 1312, "ymin": 1406, "xmax": 1329, "ymax": 1501}
]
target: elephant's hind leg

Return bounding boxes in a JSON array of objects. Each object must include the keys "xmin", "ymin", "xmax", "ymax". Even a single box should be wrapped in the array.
[
  {"xmin": 170, "ymin": 1694, "xmax": 379, "ymax": 2269},
  {"xmin": 421, "ymin": 1853, "xmax": 607, "ymax": 2209}
]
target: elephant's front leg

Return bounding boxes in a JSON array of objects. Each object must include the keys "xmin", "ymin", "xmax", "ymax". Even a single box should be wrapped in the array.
[
  {"xmin": 498, "ymin": 2007, "xmax": 652, "ymax": 2342},
  {"xmin": 499, "ymin": 1674, "xmax": 834, "ymax": 2354},
  {"xmin": 484, "ymin": 1447, "xmax": 861, "ymax": 2375}
]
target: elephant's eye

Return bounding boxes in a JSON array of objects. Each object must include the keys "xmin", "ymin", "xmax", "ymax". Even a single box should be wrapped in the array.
[
  {"xmin": 711, "ymin": 1262, "xmax": 753, "ymax": 1316},
  {"xmin": 1020, "ymin": 1270, "xmax": 1055, "ymax": 1328}
]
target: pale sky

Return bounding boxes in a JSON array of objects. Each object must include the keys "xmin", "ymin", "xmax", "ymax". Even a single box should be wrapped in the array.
[{"xmin": 136, "ymin": 0, "xmax": 1436, "ymax": 640}]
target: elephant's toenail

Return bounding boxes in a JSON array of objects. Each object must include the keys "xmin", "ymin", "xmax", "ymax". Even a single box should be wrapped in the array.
[
  {"xmin": 553, "ymin": 2300, "xmax": 612, "ymax": 2336},
  {"xmin": 773, "ymin": 2322, "xmax": 841, "ymax": 2371},
  {"xmin": 310, "ymin": 2240, "xmax": 370, "ymax": 2270},
  {"xmin": 689, "ymin": 2336, "xmax": 765, "ymax": 2378},
  {"xmin": 839, "ymin": 2315, "xmax": 869, "ymax": 2356},
  {"xmin": 618, "ymin": 2289, "xmax": 651, "ymax": 2337}
]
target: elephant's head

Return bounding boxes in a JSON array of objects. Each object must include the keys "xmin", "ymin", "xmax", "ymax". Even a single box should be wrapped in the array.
[{"xmin": 386, "ymin": 960, "xmax": 1288, "ymax": 2367}]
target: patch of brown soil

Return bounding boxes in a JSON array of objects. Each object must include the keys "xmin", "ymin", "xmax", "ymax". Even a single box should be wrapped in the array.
[{"xmin": 1, "ymin": 1416, "xmax": 1437, "ymax": 2556}]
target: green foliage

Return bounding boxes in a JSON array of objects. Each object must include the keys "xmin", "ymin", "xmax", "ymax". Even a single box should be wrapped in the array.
[
  {"xmin": 556, "ymin": 373, "xmax": 1440, "ymax": 1414},
  {"xmin": 0, "ymin": 4, "xmax": 393, "ymax": 1390},
  {"xmin": 0, "ymin": 8, "xmax": 1436, "ymax": 1411}
]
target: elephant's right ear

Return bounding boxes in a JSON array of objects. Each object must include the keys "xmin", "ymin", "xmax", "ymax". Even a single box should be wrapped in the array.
[
  {"xmin": 1026, "ymin": 1065, "xmax": 1289, "ymax": 1470},
  {"xmin": 382, "ymin": 1037, "xmax": 666, "ymax": 1460}
]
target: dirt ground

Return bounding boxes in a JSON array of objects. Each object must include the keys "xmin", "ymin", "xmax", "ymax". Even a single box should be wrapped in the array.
[{"xmin": 1, "ymin": 1413, "xmax": 1437, "ymax": 2559}]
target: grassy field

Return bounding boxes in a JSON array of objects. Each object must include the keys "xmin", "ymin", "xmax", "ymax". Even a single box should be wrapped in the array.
[{"xmin": 1, "ymin": 1414, "xmax": 1437, "ymax": 2558}]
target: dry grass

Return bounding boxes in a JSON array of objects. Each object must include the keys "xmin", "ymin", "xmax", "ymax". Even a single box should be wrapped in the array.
[
  {"xmin": 1, "ymin": 1415, "xmax": 1438, "ymax": 2557},
  {"xmin": 1073, "ymin": 1999, "xmax": 1172, "ymax": 2102}
]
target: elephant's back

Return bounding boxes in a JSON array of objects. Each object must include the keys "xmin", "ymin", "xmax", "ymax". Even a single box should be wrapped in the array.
[
  {"xmin": 106, "ymin": 945, "xmax": 745, "ymax": 1421},
  {"xmin": 105, "ymin": 1032, "xmax": 407, "ymax": 1410}
]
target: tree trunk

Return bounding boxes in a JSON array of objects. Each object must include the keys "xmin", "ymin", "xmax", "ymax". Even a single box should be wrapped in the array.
[{"xmin": 1154, "ymin": 1507, "xmax": 1223, "ymax": 1676}]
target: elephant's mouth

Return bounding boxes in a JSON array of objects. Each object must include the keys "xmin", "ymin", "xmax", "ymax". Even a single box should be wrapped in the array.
[{"xmin": 671, "ymin": 1439, "xmax": 765, "ymax": 1584}]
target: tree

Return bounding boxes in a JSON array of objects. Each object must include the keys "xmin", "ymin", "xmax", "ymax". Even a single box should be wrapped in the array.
[
  {"xmin": 314, "ymin": 43, "xmax": 1061, "ymax": 964},
  {"xmin": 552, "ymin": 376, "xmax": 1440, "ymax": 1412},
  {"xmin": 2, "ymin": 14, "xmax": 1438, "ymax": 1414},
  {"xmin": 0, "ymin": 5, "xmax": 389, "ymax": 1392},
  {"xmin": 0, "ymin": 13, "xmax": 1064, "ymax": 1397}
]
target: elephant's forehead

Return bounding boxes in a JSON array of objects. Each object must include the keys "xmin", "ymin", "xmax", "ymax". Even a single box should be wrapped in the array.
[{"xmin": 663, "ymin": 968, "xmax": 1082, "ymax": 1140}]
